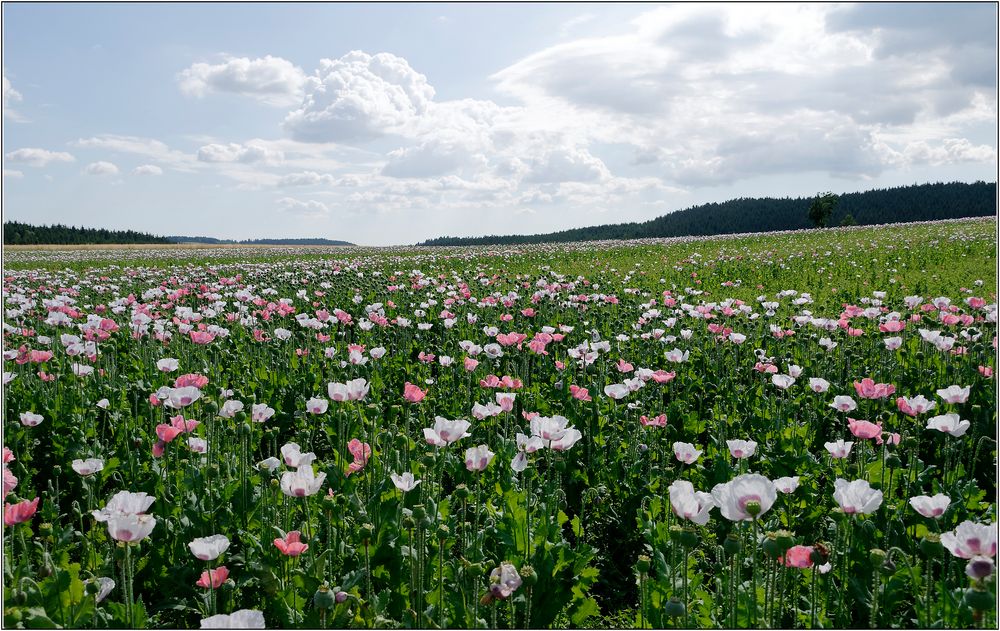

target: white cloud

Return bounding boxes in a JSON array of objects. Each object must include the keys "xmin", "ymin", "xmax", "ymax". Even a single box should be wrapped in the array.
[
  {"xmin": 84, "ymin": 161, "xmax": 120, "ymax": 176},
  {"xmin": 133, "ymin": 164, "xmax": 164, "ymax": 176},
  {"xmin": 284, "ymin": 51, "xmax": 435, "ymax": 142},
  {"xmin": 276, "ymin": 196, "xmax": 329, "ymax": 217},
  {"xmin": 73, "ymin": 135, "xmax": 195, "ymax": 172},
  {"xmin": 489, "ymin": 4, "xmax": 997, "ymax": 185},
  {"xmin": 5, "ymin": 148, "xmax": 75, "ymax": 167},
  {"xmin": 2, "ymin": 74, "xmax": 25, "ymax": 121},
  {"xmin": 3, "ymin": 169, "xmax": 23, "ymax": 178},
  {"xmin": 178, "ymin": 55, "xmax": 307, "ymax": 106},
  {"xmin": 197, "ymin": 142, "xmax": 284, "ymax": 164},
  {"xmin": 277, "ymin": 171, "xmax": 336, "ymax": 186}
]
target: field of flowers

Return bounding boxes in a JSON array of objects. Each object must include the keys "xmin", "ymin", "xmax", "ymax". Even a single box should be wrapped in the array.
[{"xmin": 2, "ymin": 218, "xmax": 997, "ymax": 629}]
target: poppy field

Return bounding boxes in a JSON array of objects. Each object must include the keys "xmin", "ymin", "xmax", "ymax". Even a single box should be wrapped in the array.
[{"xmin": 2, "ymin": 218, "xmax": 997, "ymax": 629}]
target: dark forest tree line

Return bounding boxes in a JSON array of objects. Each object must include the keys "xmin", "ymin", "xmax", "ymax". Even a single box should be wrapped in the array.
[
  {"xmin": 3, "ymin": 222, "xmax": 173, "ymax": 245},
  {"xmin": 421, "ymin": 181, "xmax": 997, "ymax": 246}
]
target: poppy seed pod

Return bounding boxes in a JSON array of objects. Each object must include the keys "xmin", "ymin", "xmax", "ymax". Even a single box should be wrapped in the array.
[
  {"xmin": 762, "ymin": 534, "xmax": 782, "ymax": 559},
  {"xmin": 239, "ymin": 422, "xmax": 252, "ymax": 437},
  {"xmin": 421, "ymin": 454, "xmax": 435, "ymax": 468},
  {"xmin": 520, "ymin": 565, "xmax": 537, "ymax": 586},
  {"xmin": 920, "ymin": 534, "xmax": 944, "ymax": 558},
  {"xmin": 635, "ymin": 555, "xmax": 651, "ymax": 574},
  {"xmin": 402, "ymin": 515, "xmax": 416, "ymax": 530},
  {"xmin": 437, "ymin": 524, "xmax": 450, "ymax": 539},
  {"xmin": 360, "ymin": 522, "xmax": 375, "ymax": 540},
  {"xmin": 313, "ymin": 584, "xmax": 336, "ymax": 609},
  {"xmin": 664, "ymin": 597, "xmax": 686, "ymax": 617},
  {"xmin": 774, "ymin": 530, "xmax": 795, "ymax": 552},
  {"xmin": 964, "ymin": 587, "xmax": 994, "ymax": 611},
  {"xmin": 724, "ymin": 533, "xmax": 741, "ymax": 556},
  {"xmin": 411, "ymin": 505, "xmax": 427, "ymax": 521},
  {"xmin": 453, "ymin": 484, "xmax": 470, "ymax": 500},
  {"xmin": 885, "ymin": 454, "xmax": 902, "ymax": 468}
]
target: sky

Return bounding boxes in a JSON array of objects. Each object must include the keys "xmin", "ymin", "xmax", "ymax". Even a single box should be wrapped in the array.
[{"xmin": 2, "ymin": 2, "xmax": 997, "ymax": 246}]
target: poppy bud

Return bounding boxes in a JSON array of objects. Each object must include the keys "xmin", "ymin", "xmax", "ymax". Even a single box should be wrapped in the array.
[
  {"xmin": 236, "ymin": 411, "xmax": 248, "ymax": 424},
  {"xmin": 920, "ymin": 534, "xmax": 943, "ymax": 558},
  {"xmin": 412, "ymin": 505, "xmax": 427, "ymax": 521},
  {"xmin": 402, "ymin": 516, "xmax": 416, "ymax": 530},
  {"xmin": 313, "ymin": 584, "xmax": 336, "ymax": 609},
  {"xmin": 239, "ymin": 422, "xmax": 251, "ymax": 437},
  {"xmin": 635, "ymin": 555, "xmax": 650, "ymax": 574},
  {"xmin": 422, "ymin": 454, "xmax": 435, "ymax": 468},
  {"xmin": 269, "ymin": 478, "xmax": 279, "ymax": 488},
  {"xmin": 395, "ymin": 434, "xmax": 409, "ymax": 449},
  {"xmin": 869, "ymin": 548, "xmax": 886, "ymax": 564},
  {"xmin": 664, "ymin": 597, "xmax": 686, "ymax": 617},
  {"xmin": 205, "ymin": 401, "xmax": 219, "ymax": 415},
  {"xmin": 336, "ymin": 591, "xmax": 349, "ymax": 603},
  {"xmin": 85, "ymin": 580, "xmax": 101, "ymax": 596}
]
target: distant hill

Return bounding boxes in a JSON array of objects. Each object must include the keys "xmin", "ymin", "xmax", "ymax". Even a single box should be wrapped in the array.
[
  {"xmin": 419, "ymin": 181, "xmax": 997, "ymax": 246},
  {"xmin": 4, "ymin": 221, "xmax": 173, "ymax": 245},
  {"xmin": 2, "ymin": 222, "xmax": 353, "ymax": 246},
  {"xmin": 167, "ymin": 236, "xmax": 353, "ymax": 246}
]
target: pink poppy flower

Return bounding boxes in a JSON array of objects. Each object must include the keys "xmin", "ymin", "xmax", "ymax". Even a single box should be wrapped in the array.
[
  {"xmin": 155, "ymin": 424, "xmax": 183, "ymax": 443},
  {"xmin": 403, "ymin": 382, "xmax": 426, "ymax": 403},
  {"xmin": 175, "ymin": 373, "xmax": 209, "ymax": 389},
  {"xmin": 569, "ymin": 385, "xmax": 592, "ymax": 401},
  {"xmin": 640, "ymin": 414, "xmax": 667, "ymax": 427},
  {"xmin": 847, "ymin": 418, "xmax": 883, "ymax": 443},
  {"xmin": 649, "ymin": 370, "xmax": 676, "ymax": 384},
  {"xmin": 464, "ymin": 357, "xmax": 479, "ymax": 371},
  {"xmin": 853, "ymin": 378, "xmax": 896, "ymax": 400},
  {"xmin": 345, "ymin": 439, "xmax": 371, "ymax": 476},
  {"xmin": 196, "ymin": 566, "xmax": 230, "ymax": 589},
  {"xmin": 616, "ymin": 358, "xmax": 634, "ymax": 373},
  {"xmin": 780, "ymin": 545, "xmax": 814, "ymax": 568},
  {"xmin": 189, "ymin": 331, "xmax": 215, "ymax": 345},
  {"xmin": 4, "ymin": 496, "xmax": 39, "ymax": 525},
  {"xmin": 274, "ymin": 531, "xmax": 309, "ymax": 557},
  {"xmin": 496, "ymin": 393, "xmax": 516, "ymax": 412}
]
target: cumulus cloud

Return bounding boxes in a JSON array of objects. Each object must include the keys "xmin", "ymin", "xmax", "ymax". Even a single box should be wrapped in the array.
[
  {"xmin": 283, "ymin": 51, "xmax": 435, "ymax": 142},
  {"xmin": 178, "ymin": 55, "xmax": 307, "ymax": 106},
  {"xmin": 277, "ymin": 171, "xmax": 336, "ymax": 186},
  {"xmin": 73, "ymin": 135, "xmax": 195, "ymax": 171},
  {"xmin": 2, "ymin": 74, "xmax": 24, "ymax": 121},
  {"xmin": 197, "ymin": 142, "xmax": 284, "ymax": 164},
  {"xmin": 5, "ymin": 148, "xmax": 75, "ymax": 167},
  {"xmin": 3, "ymin": 169, "xmax": 23, "ymax": 178},
  {"xmin": 133, "ymin": 164, "xmax": 164, "ymax": 176},
  {"xmin": 490, "ymin": 4, "xmax": 997, "ymax": 185},
  {"xmin": 84, "ymin": 161, "xmax": 120, "ymax": 176},
  {"xmin": 276, "ymin": 196, "xmax": 329, "ymax": 217}
]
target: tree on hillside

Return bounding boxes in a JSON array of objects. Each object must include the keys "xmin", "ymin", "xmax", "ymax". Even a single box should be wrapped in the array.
[
  {"xmin": 808, "ymin": 192, "xmax": 839, "ymax": 228},
  {"xmin": 840, "ymin": 213, "xmax": 857, "ymax": 227}
]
